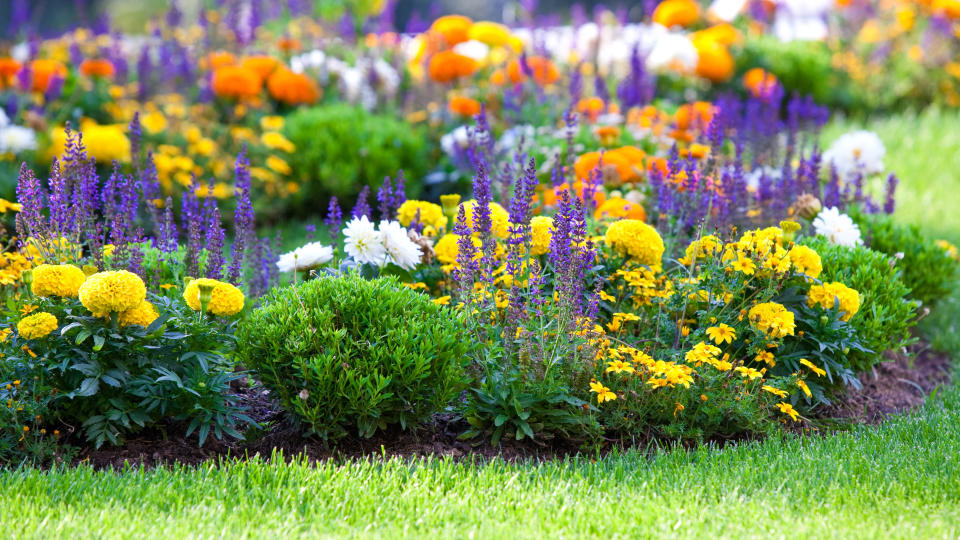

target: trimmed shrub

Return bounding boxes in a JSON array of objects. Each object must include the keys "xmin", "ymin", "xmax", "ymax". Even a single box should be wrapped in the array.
[
  {"xmin": 801, "ymin": 236, "xmax": 918, "ymax": 373},
  {"xmin": 851, "ymin": 211, "xmax": 959, "ymax": 308},
  {"xmin": 284, "ymin": 104, "xmax": 429, "ymax": 210},
  {"xmin": 238, "ymin": 274, "xmax": 471, "ymax": 442}
]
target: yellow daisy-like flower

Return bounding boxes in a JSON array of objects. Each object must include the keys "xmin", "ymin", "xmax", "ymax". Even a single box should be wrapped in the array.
[
  {"xmin": 756, "ymin": 351, "xmax": 776, "ymax": 366},
  {"xmin": 589, "ymin": 379, "xmax": 617, "ymax": 404},
  {"xmin": 17, "ymin": 312, "xmax": 58, "ymax": 340},
  {"xmin": 776, "ymin": 402, "xmax": 800, "ymax": 422},
  {"xmin": 183, "ymin": 278, "xmax": 245, "ymax": 316},
  {"xmin": 79, "ymin": 270, "xmax": 147, "ymax": 314},
  {"xmin": 705, "ymin": 323, "xmax": 736, "ymax": 345},
  {"xmin": 762, "ymin": 385, "xmax": 788, "ymax": 398},
  {"xmin": 31, "ymin": 264, "xmax": 86, "ymax": 298},
  {"xmin": 118, "ymin": 301, "xmax": 159, "ymax": 328},
  {"xmin": 529, "ymin": 216, "xmax": 553, "ymax": 256},
  {"xmin": 604, "ymin": 219, "xmax": 664, "ymax": 267},
  {"xmin": 605, "ymin": 360, "xmax": 635, "ymax": 374},
  {"xmin": 796, "ymin": 379, "xmax": 812, "ymax": 399},
  {"xmin": 265, "ymin": 155, "xmax": 292, "ymax": 175},
  {"xmin": 799, "ymin": 358, "xmax": 827, "ymax": 377},
  {"xmin": 731, "ymin": 256, "xmax": 756, "ymax": 275},
  {"xmin": 734, "ymin": 366, "xmax": 763, "ymax": 380}
]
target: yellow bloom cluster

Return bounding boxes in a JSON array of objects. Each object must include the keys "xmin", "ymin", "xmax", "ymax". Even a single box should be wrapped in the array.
[
  {"xmin": 684, "ymin": 341, "xmax": 732, "ymax": 371},
  {"xmin": 118, "ymin": 301, "xmax": 160, "ymax": 328},
  {"xmin": 79, "ymin": 271, "xmax": 147, "ymax": 314},
  {"xmin": 604, "ymin": 219, "xmax": 665, "ymax": 267},
  {"xmin": 612, "ymin": 266, "xmax": 672, "ymax": 307},
  {"xmin": 747, "ymin": 302, "xmax": 796, "ymax": 338},
  {"xmin": 461, "ymin": 200, "xmax": 511, "ymax": 238},
  {"xmin": 397, "ymin": 200, "xmax": 447, "ymax": 232},
  {"xmin": 17, "ymin": 312, "xmax": 58, "ymax": 340},
  {"xmin": 0, "ymin": 251, "xmax": 35, "ymax": 286},
  {"xmin": 678, "ymin": 235, "xmax": 722, "ymax": 265},
  {"xmin": 31, "ymin": 264, "xmax": 86, "ymax": 297},
  {"xmin": 807, "ymin": 282, "xmax": 861, "ymax": 321},
  {"xmin": 183, "ymin": 278, "xmax": 245, "ymax": 316},
  {"xmin": 528, "ymin": 216, "xmax": 553, "ymax": 256},
  {"xmin": 787, "ymin": 245, "xmax": 823, "ymax": 279},
  {"xmin": 433, "ymin": 234, "xmax": 461, "ymax": 265}
]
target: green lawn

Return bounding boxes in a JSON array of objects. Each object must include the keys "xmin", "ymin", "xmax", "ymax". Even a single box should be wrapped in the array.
[{"xmin": 1, "ymin": 110, "xmax": 958, "ymax": 539}]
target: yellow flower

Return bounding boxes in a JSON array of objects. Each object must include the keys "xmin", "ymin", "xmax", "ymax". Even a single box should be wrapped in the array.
[
  {"xmin": 397, "ymin": 200, "xmax": 447, "ymax": 231},
  {"xmin": 460, "ymin": 200, "xmax": 511, "ymax": 238},
  {"xmin": 787, "ymin": 245, "xmax": 822, "ymax": 279},
  {"xmin": 0, "ymin": 198, "xmax": 22, "ymax": 213},
  {"xmin": 31, "ymin": 264, "xmax": 86, "ymax": 297},
  {"xmin": 807, "ymin": 282, "xmax": 860, "ymax": 321},
  {"xmin": 776, "ymin": 402, "xmax": 800, "ymax": 422},
  {"xmin": 260, "ymin": 115, "xmax": 285, "ymax": 131},
  {"xmin": 467, "ymin": 21, "xmax": 512, "ymax": 46},
  {"xmin": 529, "ymin": 216, "xmax": 554, "ymax": 256},
  {"xmin": 796, "ymin": 379, "xmax": 812, "ymax": 399},
  {"xmin": 799, "ymin": 358, "xmax": 826, "ymax": 377},
  {"xmin": 605, "ymin": 360, "xmax": 635, "ymax": 374},
  {"xmin": 118, "ymin": 301, "xmax": 159, "ymax": 328},
  {"xmin": 17, "ymin": 312, "xmax": 58, "ymax": 340},
  {"xmin": 756, "ymin": 351, "xmax": 775, "ymax": 366},
  {"xmin": 731, "ymin": 256, "xmax": 756, "ymax": 275},
  {"xmin": 266, "ymin": 155, "xmax": 292, "ymax": 175},
  {"xmin": 183, "ymin": 278, "xmax": 245, "ymax": 316},
  {"xmin": 432, "ymin": 295, "xmax": 451, "ymax": 306},
  {"xmin": 705, "ymin": 323, "xmax": 736, "ymax": 345},
  {"xmin": 604, "ymin": 219, "xmax": 665, "ymax": 267},
  {"xmin": 747, "ymin": 302, "xmax": 796, "ymax": 338},
  {"xmin": 589, "ymin": 380, "xmax": 617, "ymax": 404},
  {"xmin": 141, "ymin": 111, "xmax": 167, "ymax": 133},
  {"xmin": 679, "ymin": 235, "xmax": 722, "ymax": 265},
  {"xmin": 762, "ymin": 385, "xmax": 788, "ymax": 398},
  {"xmin": 261, "ymin": 131, "xmax": 295, "ymax": 152},
  {"xmin": 79, "ymin": 270, "xmax": 146, "ymax": 314},
  {"xmin": 734, "ymin": 366, "xmax": 763, "ymax": 380}
]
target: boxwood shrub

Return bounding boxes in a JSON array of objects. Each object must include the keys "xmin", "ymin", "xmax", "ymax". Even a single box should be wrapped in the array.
[
  {"xmin": 800, "ymin": 236, "xmax": 918, "ymax": 373},
  {"xmin": 237, "ymin": 274, "xmax": 471, "ymax": 443}
]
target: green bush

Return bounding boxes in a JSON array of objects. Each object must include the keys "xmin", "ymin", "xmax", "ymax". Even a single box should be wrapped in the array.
[
  {"xmin": 801, "ymin": 236, "xmax": 918, "ymax": 373},
  {"xmin": 238, "ymin": 274, "xmax": 471, "ymax": 443},
  {"xmin": 284, "ymin": 104, "xmax": 429, "ymax": 210},
  {"xmin": 851, "ymin": 211, "xmax": 959, "ymax": 308},
  {"xmin": 737, "ymin": 35, "xmax": 844, "ymax": 108}
]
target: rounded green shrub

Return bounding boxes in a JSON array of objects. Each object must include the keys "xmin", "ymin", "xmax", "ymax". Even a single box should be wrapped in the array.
[
  {"xmin": 283, "ymin": 104, "xmax": 429, "ymax": 210},
  {"xmin": 851, "ymin": 210, "xmax": 959, "ymax": 308},
  {"xmin": 237, "ymin": 274, "xmax": 471, "ymax": 442},
  {"xmin": 800, "ymin": 236, "xmax": 918, "ymax": 373}
]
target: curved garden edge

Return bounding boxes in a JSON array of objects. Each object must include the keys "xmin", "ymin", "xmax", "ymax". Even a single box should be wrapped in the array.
[{"xmin": 70, "ymin": 339, "xmax": 952, "ymax": 471}]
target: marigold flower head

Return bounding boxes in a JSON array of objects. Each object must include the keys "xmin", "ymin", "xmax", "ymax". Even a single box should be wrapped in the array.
[
  {"xmin": 692, "ymin": 36, "xmax": 734, "ymax": 82},
  {"xmin": 206, "ymin": 51, "xmax": 237, "ymax": 70},
  {"xmin": 267, "ymin": 68, "xmax": 320, "ymax": 105},
  {"xmin": 776, "ymin": 402, "xmax": 800, "ymax": 422},
  {"xmin": 748, "ymin": 302, "xmax": 796, "ymax": 338},
  {"xmin": 429, "ymin": 15, "xmax": 474, "ymax": 47},
  {"xmin": 589, "ymin": 379, "xmax": 617, "ymax": 404},
  {"xmin": 529, "ymin": 216, "xmax": 554, "ymax": 256},
  {"xmin": 183, "ymin": 278, "xmax": 245, "ymax": 316},
  {"xmin": 807, "ymin": 282, "xmax": 860, "ymax": 321},
  {"xmin": 506, "ymin": 56, "xmax": 559, "ymax": 85},
  {"xmin": 705, "ymin": 323, "xmax": 736, "ymax": 345},
  {"xmin": 17, "ymin": 312, "xmax": 58, "ymax": 340},
  {"xmin": 241, "ymin": 55, "xmax": 280, "ymax": 81},
  {"xmin": 212, "ymin": 66, "xmax": 263, "ymax": 100},
  {"xmin": 448, "ymin": 96, "xmax": 482, "ymax": 117},
  {"xmin": 604, "ymin": 219, "xmax": 665, "ymax": 267},
  {"xmin": 27, "ymin": 59, "xmax": 67, "ymax": 93},
  {"xmin": 31, "ymin": 264, "xmax": 86, "ymax": 298},
  {"xmin": 594, "ymin": 197, "xmax": 647, "ymax": 222},
  {"xmin": 652, "ymin": 0, "xmax": 700, "ymax": 28},
  {"xmin": 427, "ymin": 51, "xmax": 478, "ymax": 83},
  {"xmin": 118, "ymin": 301, "xmax": 159, "ymax": 328},
  {"xmin": 0, "ymin": 57, "xmax": 21, "ymax": 86},
  {"xmin": 787, "ymin": 245, "xmax": 822, "ymax": 279},
  {"xmin": 397, "ymin": 200, "xmax": 447, "ymax": 231},
  {"xmin": 79, "ymin": 59, "xmax": 115, "ymax": 78},
  {"xmin": 467, "ymin": 21, "xmax": 511, "ymax": 46},
  {"xmin": 460, "ymin": 200, "xmax": 510, "ymax": 238},
  {"xmin": 743, "ymin": 67, "xmax": 778, "ymax": 97},
  {"xmin": 79, "ymin": 271, "xmax": 146, "ymax": 314}
]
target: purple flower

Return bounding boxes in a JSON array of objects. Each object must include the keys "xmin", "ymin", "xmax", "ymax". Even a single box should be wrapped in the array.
[{"xmin": 352, "ymin": 186, "xmax": 371, "ymax": 219}]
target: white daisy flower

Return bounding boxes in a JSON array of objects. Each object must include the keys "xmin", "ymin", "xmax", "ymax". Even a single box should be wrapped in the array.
[
  {"xmin": 276, "ymin": 242, "xmax": 334, "ymax": 273},
  {"xmin": 378, "ymin": 220, "xmax": 423, "ymax": 270},
  {"xmin": 813, "ymin": 207, "xmax": 863, "ymax": 248},
  {"xmin": 823, "ymin": 130, "xmax": 886, "ymax": 180},
  {"xmin": 343, "ymin": 215, "xmax": 386, "ymax": 265}
]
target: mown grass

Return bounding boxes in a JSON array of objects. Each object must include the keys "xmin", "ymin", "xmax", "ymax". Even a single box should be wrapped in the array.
[
  {"xmin": 0, "ymin": 112, "xmax": 956, "ymax": 539},
  {"xmin": 1, "ymin": 376, "xmax": 958, "ymax": 539}
]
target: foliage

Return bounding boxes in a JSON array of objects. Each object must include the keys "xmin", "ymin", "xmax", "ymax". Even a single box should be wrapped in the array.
[
  {"xmin": 801, "ymin": 235, "xmax": 918, "ymax": 372},
  {"xmin": 0, "ymin": 374, "xmax": 69, "ymax": 466},
  {"xmin": 283, "ymin": 104, "xmax": 429, "ymax": 209},
  {"xmin": 238, "ymin": 274, "xmax": 471, "ymax": 443}
]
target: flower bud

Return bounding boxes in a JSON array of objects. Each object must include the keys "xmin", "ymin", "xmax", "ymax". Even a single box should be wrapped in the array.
[
  {"xmin": 197, "ymin": 282, "xmax": 215, "ymax": 314},
  {"xmin": 82, "ymin": 265, "xmax": 99, "ymax": 276},
  {"xmin": 440, "ymin": 194, "xmax": 462, "ymax": 218},
  {"xmin": 20, "ymin": 269, "xmax": 33, "ymax": 286},
  {"xmin": 792, "ymin": 193, "xmax": 822, "ymax": 220}
]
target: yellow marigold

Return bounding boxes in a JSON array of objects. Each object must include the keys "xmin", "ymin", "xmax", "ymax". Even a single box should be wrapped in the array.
[
  {"xmin": 397, "ymin": 200, "xmax": 447, "ymax": 231},
  {"xmin": 467, "ymin": 21, "xmax": 511, "ymax": 46},
  {"xmin": 31, "ymin": 264, "xmax": 86, "ymax": 297},
  {"xmin": 788, "ymin": 245, "xmax": 822, "ymax": 279},
  {"xmin": 594, "ymin": 197, "xmax": 647, "ymax": 222},
  {"xmin": 529, "ymin": 216, "xmax": 553, "ymax": 256},
  {"xmin": 17, "ymin": 312, "xmax": 58, "ymax": 340},
  {"xmin": 183, "ymin": 278, "xmax": 245, "ymax": 316},
  {"xmin": 679, "ymin": 235, "xmax": 722, "ymax": 265},
  {"xmin": 261, "ymin": 131, "xmax": 296, "ymax": 152},
  {"xmin": 118, "ymin": 301, "xmax": 159, "ymax": 328},
  {"xmin": 747, "ymin": 302, "xmax": 796, "ymax": 338},
  {"xmin": 266, "ymin": 155, "xmax": 292, "ymax": 175},
  {"xmin": 79, "ymin": 271, "xmax": 146, "ymax": 314},
  {"xmin": 604, "ymin": 219, "xmax": 664, "ymax": 267},
  {"xmin": 807, "ymin": 282, "xmax": 860, "ymax": 321},
  {"xmin": 433, "ymin": 234, "xmax": 460, "ymax": 265},
  {"xmin": 461, "ymin": 200, "xmax": 510, "ymax": 238}
]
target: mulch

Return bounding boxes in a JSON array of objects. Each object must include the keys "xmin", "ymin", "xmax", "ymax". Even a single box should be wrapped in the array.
[{"xmin": 71, "ymin": 342, "xmax": 953, "ymax": 470}]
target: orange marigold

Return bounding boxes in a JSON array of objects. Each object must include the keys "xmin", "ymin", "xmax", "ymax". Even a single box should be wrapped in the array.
[
  {"xmin": 79, "ymin": 59, "xmax": 115, "ymax": 78},
  {"xmin": 429, "ymin": 15, "xmax": 473, "ymax": 47},
  {"xmin": 506, "ymin": 56, "xmax": 559, "ymax": 85},
  {"xmin": 692, "ymin": 37, "xmax": 734, "ymax": 82},
  {"xmin": 595, "ymin": 197, "xmax": 647, "ymax": 221},
  {"xmin": 211, "ymin": 66, "xmax": 262, "ymax": 100},
  {"xmin": 276, "ymin": 37, "xmax": 302, "ymax": 52},
  {"xmin": 207, "ymin": 51, "xmax": 236, "ymax": 70},
  {"xmin": 27, "ymin": 59, "xmax": 67, "ymax": 93},
  {"xmin": 743, "ymin": 67, "xmax": 778, "ymax": 97},
  {"xmin": 428, "ymin": 51, "xmax": 478, "ymax": 83},
  {"xmin": 0, "ymin": 57, "xmax": 21, "ymax": 87},
  {"xmin": 242, "ymin": 55, "xmax": 280, "ymax": 81},
  {"xmin": 675, "ymin": 101, "xmax": 714, "ymax": 131},
  {"xmin": 267, "ymin": 68, "xmax": 320, "ymax": 105},
  {"xmin": 652, "ymin": 0, "xmax": 701, "ymax": 28},
  {"xmin": 449, "ymin": 96, "xmax": 482, "ymax": 116},
  {"xmin": 577, "ymin": 97, "xmax": 605, "ymax": 122}
]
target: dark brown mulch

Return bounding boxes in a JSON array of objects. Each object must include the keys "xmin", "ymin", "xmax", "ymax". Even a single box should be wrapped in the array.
[
  {"xmin": 822, "ymin": 342, "xmax": 952, "ymax": 424},
  {"xmin": 72, "ymin": 343, "xmax": 953, "ymax": 470}
]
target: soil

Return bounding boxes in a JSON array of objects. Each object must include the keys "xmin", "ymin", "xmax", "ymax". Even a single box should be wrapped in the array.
[{"xmin": 72, "ymin": 342, "xmax": 953, "ymax": 470}]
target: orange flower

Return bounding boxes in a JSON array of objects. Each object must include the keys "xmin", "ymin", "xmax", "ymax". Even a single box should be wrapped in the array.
[
  {"xmin": 594, "ymin": 197, "xmax": 647, "ymax": 221},
  {"xmin": 449, "ymin": 96, "xmax": 482, "ymax": 116},
  {"xmin": 428, "ymin": 51, "xmax": 478, "ymax": 83},
  {"xmin": 692, "ymin": 37, "xmax": 734, "ymax": 82},
  {"xmin": 692, "ymin": 24, "xmax": 741, "ymax": 46},
  {"xmin": 242, "ymin": 56, "xmax": 280, "ymax": 81},
  {"xmin": 573, "ymin": 150, "xmax": 638, "ymax": 184},
  {"xmin": 594, "ymin": 125, "xmax": 621, "ymax": 145},
  {"xmin": 489, "ymin": 68, "xmax": 507, "ymax": 85},
  {"xmin": 541, "ymin": 182, "xmax": 606, "ymax": 208},
  {"xmin": 207, "ymin": 51, "xmax": 237, "ymax": 70},
  {"xmin": 27, "ymin": 59, "xmax": 66, "ymax": 93},
  {"xmin": 647, "ymin": 156, "xmax": 669, "ymax": 177},
  {"xmin": 277, "ymin": 37, "xmax": 302, "ymax": 53},
  {"xmin": 0, "ymin": 58, "xmax": 21, "ymax": 87},
  {"xmin": 211, "ymin": 66, "xmax": 262, "ymax": 100},
  {"xmin": 652, "ymin": 0, "xmax": 701, "ymax": 28},
  {"xmin": 506, "ymin": 56, "xmax": 559, "ymax": 85},
  {"xmin": 267, "ymin": 68, "xmax": 320, "ymax": 105},
  {"xmin": 743, "ymin": 67, "xmax": 778, "ymax": 97},
  {"xmin": 79, "ymin": 59, "xmax": 115, "ymax": 78},
  {"xmin": 430, "ymin": 15, "xmax": 474, "ymax": 47},
  {"xmin": 577, "ymin": 97, "xmax": 605, "ymax": 122},
  {"xmin": 675, "ymin": 101, "xmax": 714, "ymax": 131}
]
